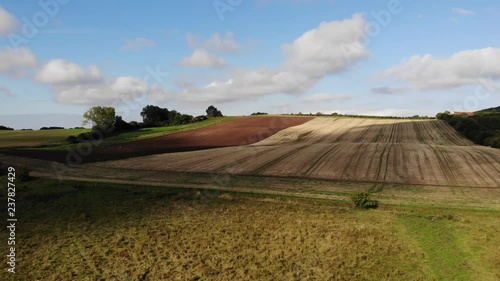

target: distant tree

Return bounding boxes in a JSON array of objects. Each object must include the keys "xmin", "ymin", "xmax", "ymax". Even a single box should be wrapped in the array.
[
  {"xmin": 40, "ymin": 126, "xmax": 64, "ymax": 130},
  {"xmin": 83, "ymin": 106, "xmax": 116, "ymax": 131},
  {"xmin": 172, "ymin": 114, "xmax": 193, "ymax": 125},
  {"xmin": 128, "ymin": 121, "xmax": 141, "ymax": 129},
  {"xmin": 140, "ymin": 105, "xmax": 169, "ymax": 126},
  {"xmin": 0, "ymin": 125, "xmax": 14, "ymax": 130},
  {"xmin": 251, "ymin": 112, "xmax": 268, "ymax": 116},
  {"xmin": 436, "ymin": 111, "xmax": 451, "ymax": 120},
  {"xmin": 167, "ymin": 109, "xmax": 179, "ymax": 125},
  {"xmin": 206, "ymin": 105, "xmax": 223, "ymax": 117},
  {"xmin": 113, "ymin": 116, "xmax": 132, "ymax": 131}
]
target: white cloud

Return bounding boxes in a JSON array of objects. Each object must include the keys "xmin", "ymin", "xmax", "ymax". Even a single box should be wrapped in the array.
[
  {"xmin": 301, "ymin": 93, "xmax": 352, "ymax": 103},
  {"xmin": 0, "ymin": 6, "xmax": 19, "ymax": 35},
  {"xmin": 55, "ymin": 76, "xmax": 170, "ymax": 105},
  {"xmin": 177, "ymin": 14, "xmax": 368, "ymax": 103},
  {"xmin": 34, "ymin": 60, "xmax": 168, "ymax": 105},
  {"xmin": 181, "ymin": 49, "xmax": 227, "ymax": 68},
  {"xmin": 282, "ymin": 14, "xmax": 368, "ymax": 77},
  {"xmin": 120, "ymin": 37, "xmax": 156, "ymax": 51},
  {"xmin": 43, "ymin": 14, "xmax": 368, "ymax": 106},
  {"xmin": 381, "ymin": 47, "xmax": 500, "ymax": 90},
  {"xmin": 452, "ymin": 7, "xmax": 475, "ymax": 15},
  {"xmin": 0, "ymin": 47, "xmax": 37, "ymax": 76},
  {"xmin": 36, "ymin": 59, "xmax": 102, "ymax": 85},
  {"xmin": 370, "ymin": 86, "xmax": 407, "ymax": 95},
  {"xmin": 186, "ymin": 32, "xmax": 240, "ymax": 52}
]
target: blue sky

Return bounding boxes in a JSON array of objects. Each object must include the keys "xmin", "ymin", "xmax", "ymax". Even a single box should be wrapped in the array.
[{"xmin": 0, "ymin": 0, "xmax": 499, "ymax": 128}]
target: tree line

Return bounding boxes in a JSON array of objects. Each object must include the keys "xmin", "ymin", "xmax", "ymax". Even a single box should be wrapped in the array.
[
  {"xmin": 66, "ymin": 105, "xmax": 223, "ymax": 144},
  {"xmin": 436, "ymin": 110, "xmax": 500, "ymax": 149}
]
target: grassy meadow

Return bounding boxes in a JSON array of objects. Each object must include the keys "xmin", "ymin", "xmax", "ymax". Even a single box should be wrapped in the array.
[
  {"xmin": 0, "ymin": 117, "xmax": 235, "ymax": 149},
  {"xmin": 0, "ymin": 129, "xmax": 89, "ymax": 148},
  {"xmin": 1, "ymin": 177, "xmax": 499, "ymax": 280}
]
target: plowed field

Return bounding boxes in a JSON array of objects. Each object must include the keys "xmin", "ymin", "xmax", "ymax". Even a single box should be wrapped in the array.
[
  {"xmin": 95, "ymin": 118, "xmax": 500, "ymax": 188},
  {"xmin": 0, "ymin": 116, "xmax": 312, "ymax": 163}
]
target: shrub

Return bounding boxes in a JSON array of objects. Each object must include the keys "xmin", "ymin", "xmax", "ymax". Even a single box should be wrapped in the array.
[
  {"xmin": 113, "ymin": 115, "xmax": 132, "ymax": 131},
  {"xmin": 17, "ymin": 166, "xmax": 31, "ymax": 182},
  {"xmin": 193, "ymin": 115, "xmax": 208, "ymax": 122},
  {"xmin": 350, "ymin": 192, "xmax": 379, "ymax": 209},
  {"xmin": 128, "ymin": 121, "xmax": 140, "ymax": 129},
  {"xmin": 76, "ymin": 130, "xmax": 103, "ymax": 142},
  {"xmin": 66, "ymin": 135, "xmax": 79, "ymax": 144}
]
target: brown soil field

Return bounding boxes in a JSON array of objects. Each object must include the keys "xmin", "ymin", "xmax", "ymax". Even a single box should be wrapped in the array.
[
  {"xmin": 95, "ymin": 117, "xmax": 500, "ymax": 188},
  {"xmin": 0, "ymin": 116, "xmax": 312, "ymax": 163}
]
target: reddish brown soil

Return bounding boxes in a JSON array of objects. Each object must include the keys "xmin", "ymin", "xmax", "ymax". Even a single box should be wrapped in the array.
[{"xmin": 0, "ymin": 116, "xmax": 312, "ymax": 164}]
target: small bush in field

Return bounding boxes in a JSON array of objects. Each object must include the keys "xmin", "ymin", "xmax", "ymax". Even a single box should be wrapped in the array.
[
  {"xmin": 66, "ymin": 135, "xmax": 78, "ymax": 144},
  {"xmin": 350, "ymin": 192, "xmax": 379, "ymax": 209},
  {"xmin": 17, "ymin": 166, "xmax": 31, "ymax": 182}
]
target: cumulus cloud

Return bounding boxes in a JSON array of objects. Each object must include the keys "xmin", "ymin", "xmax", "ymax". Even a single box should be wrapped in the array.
[
  {"xmin": 40, "ymin": 14, "xmax": 368, "ymax": 106},
  {"xmin": 177, "ymin": 14, "xmax": 368, "ymax": 103},
  {"xmin": 120, "ymin": 37, "xmax": 156, "ymax": 51},
  {"xmin": 55, "ymin": 76, "xmax": 171, "ymax": 105},
  {"xmin": 181, "ymin": 49, "xmax": 227, "ymax": 68},
  {"xmin": 282, "ymin": 14, "xmax": 368, "ymax": 77},
  {"xmin": 452, "ymin": 7, "xmax": 475, "ymax": 15},
  {"xmin": 301, "ymin": 93, "xmax": 352, "ymax": 103},
  {"xmin": 36, "ymin": 59, "xmax": 102, "ymax": 85},
  {"xmin": 370, "ymin": 86, "xmax": 407, "ymax": 95},
  {"xmin": 32, "ymin": 59, "xmax": 168, "ymax": 105},
  {"xmin": 381, "ymin": 47, "xmax": 500, "ymax": 90},
  {"xmin": 186, "ymin": 32, "xmax": 240, "ymax": 52},
  {"xmin": 0, "ymin": 47, "xmax": 37, "ymax": 76},
  {"xmin": 0, "ymin": 6, "xmax": 19, "ymax": 35}
]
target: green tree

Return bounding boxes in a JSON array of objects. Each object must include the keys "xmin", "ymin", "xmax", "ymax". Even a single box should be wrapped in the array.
[
  {"xmin": 206, "ymin": 105, "xmax": 223, "ymax": 117},
  {"xmin": 140, "ymin": 105, "xmax": 170, "ymax": 126},
  {"xmin": 82, "ymin": 106, "xmax": 116, "ymax": 130}
]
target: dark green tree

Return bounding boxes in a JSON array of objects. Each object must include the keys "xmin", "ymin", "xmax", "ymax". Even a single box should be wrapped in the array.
[
  {"xmin": 82, "ymin": 106, "xmax": 116, "ymax": 130},
  {"xmin": 206, "ymin": 105, "xmax": 223, "ymax": 117},
  {"xmin": 140, "ymin": 105, "xmax": 170, "ymax": 126}
]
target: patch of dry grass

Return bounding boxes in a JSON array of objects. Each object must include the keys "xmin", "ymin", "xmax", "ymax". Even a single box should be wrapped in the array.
[{"xmin": 1, "ymin": 179, "xmax": 499, "ymax": 280}]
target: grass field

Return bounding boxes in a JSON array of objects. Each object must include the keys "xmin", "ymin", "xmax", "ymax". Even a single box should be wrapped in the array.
[
  {"xmin": 1, "ymin": 177, "xmax": 498, "ymax": 280},
  {"xmin": 0, "ymin": 117, "xmax": 235, "ymax": 149},
  {"xmin": 0, "ymin": 129, "xmax": 89, "ymax": 148}
]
